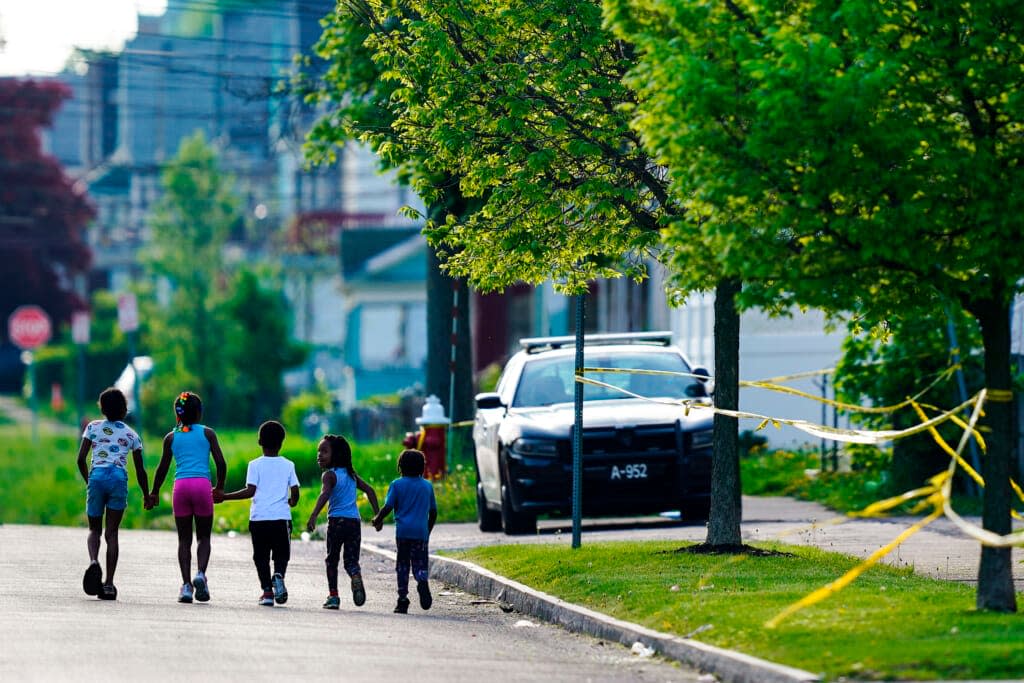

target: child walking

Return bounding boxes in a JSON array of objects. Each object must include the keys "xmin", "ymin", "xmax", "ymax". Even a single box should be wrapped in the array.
[
  {"xmin": 76, "ymin": 387, "xmax": 151, "ymax": 600},
  {"xmin": 372, "ymin": 449, "xmax": 437, "ymax": 614},
  {"xmin": 305, "ymin": 434, "xmax": 380, "ymax": 609},
  {"xmin": 150, "ymin": 391, "xmax": 226, "ymax": 603},
  {"xmin": 216, "ymin": 421, "xmax": 299, "ymax": 606}
]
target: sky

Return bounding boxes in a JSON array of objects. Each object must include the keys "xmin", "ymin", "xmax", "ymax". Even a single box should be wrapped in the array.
[{"xmin": 0, "ymin": 1, "xmax": 167, "ymax": 76}]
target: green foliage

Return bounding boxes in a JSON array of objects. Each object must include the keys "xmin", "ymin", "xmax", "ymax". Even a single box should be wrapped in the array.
[
  {"xmin": 475, "ymin": 362, "xmax": 502, "ymax": 393},
  {"xmin": 307, "ymin": 0, "xmax": 690, "ymax": 294},
  {"xmin": 741, "ymin": 449, "xmax": 818, "ymax": 497},
  {"xmin": 0, "ymin": 425, "xmax": 476, "ymax": 531},
  {"xmin": 140, "ymin": 134, "xmax": 304, "ymax": 432},
  {"xmin": 609, "ymin": 0, "xmax": 1024, "ymax": 604},
  {"xmin": 280, "ymin": 383, "xmax": 333, "ymax": 436},
  {"xmin": 452, "ymin": 541, "xmax": 1024, "ymax": 680},
  {"xmin": 835, "ymin": 306, "xmax": 984, "ymax": 492}
]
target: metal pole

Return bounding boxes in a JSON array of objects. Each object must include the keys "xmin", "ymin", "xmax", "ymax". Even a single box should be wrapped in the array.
[
  {"xmin": 77, "ymin": 343, "xmax": 86, "ymax": 430},
  {"xmin": 28, "ymin": 352, "xmax": 38, "ymax": 444},
  {"xmin": 819, "ymin": 376, "xmax": 827, "ymax": 471},
  {"xmin": 129, "ymin": 332, "xmax": 141, "ymax": 429},
  {"xmin": 945, "ymin": 307, "xmax": 982, "ymax": 497},
  {"xmin": 572, "ymin": 292, "xmax": 585, "ymax": 549},
  {"xmin": 446, "ymin": 281, "xmax": 459, "ymax": 474}
]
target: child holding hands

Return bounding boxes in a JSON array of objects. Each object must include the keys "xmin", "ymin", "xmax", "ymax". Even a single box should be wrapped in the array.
[
  {"xmin": 216, "ymin": 420, "xmax": 299, "ymax": 606},
  {"xmin": 306, "ymin": 434, "xmax": 380, "ymax": 609},
  {"xmin": 372, "ymin": 449, "xmax": 437, "ymax": 614},
  {"xmin": 76, "ymin": 387, "xmax": 151, "ymax": 600}
]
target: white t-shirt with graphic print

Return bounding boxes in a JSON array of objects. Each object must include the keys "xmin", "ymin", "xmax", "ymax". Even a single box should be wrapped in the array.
[{"xmin": 82, "ymin": 419, "xmax": 143, "ymax": 470}]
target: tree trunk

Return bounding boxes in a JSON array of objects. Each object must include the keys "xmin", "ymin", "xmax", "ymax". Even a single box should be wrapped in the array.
[
  {"xmin": 706, "ymin": 277, "xmax": 742, "ymax": 546},
  {"xmin": 972, "ymin": 296, "xmax": 1017, "ymax": 612},
  {"xmin": 426, "ymin": 191, "xmax": 475, "ymax": 461}
]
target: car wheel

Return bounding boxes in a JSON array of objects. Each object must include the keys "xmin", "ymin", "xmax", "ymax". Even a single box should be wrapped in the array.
[
  {"xmin": 499, "ymin": 463, "xmax": 537, "ymax": 535},
  {"xmin": 679, "ymin": 496, "xmax": 711, "ymax": 523},
  {"xmin": 477, "ymin": 481, "xmax": 502, "ymax": 532}
]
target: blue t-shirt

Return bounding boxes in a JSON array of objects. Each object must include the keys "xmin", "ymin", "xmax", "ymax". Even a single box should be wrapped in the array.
[
  {"xmin": 384, "ymin": 475, "xmax": 437, "ymax": 541},
  {"xmin": 328, "ymin": 467, "xmax": 359, "ymax": 519},
  {"xmin": 171, "ymin": 425, "xmax": 211, "ymax": 480}
]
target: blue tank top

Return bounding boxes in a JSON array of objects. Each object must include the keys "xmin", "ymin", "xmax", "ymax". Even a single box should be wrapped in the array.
[
  {"xmin": 171, "ymin": 426, "xmax": 211, "ymax": 480},
  {"xmin": 328, "ymin": 467, "xmax": 359, "ymax": 519}
]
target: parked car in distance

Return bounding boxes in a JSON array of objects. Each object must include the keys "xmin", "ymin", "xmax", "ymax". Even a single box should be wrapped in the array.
[{"xmin": 473, "ymin": 332, "xmax": 713, "ymax": 535}]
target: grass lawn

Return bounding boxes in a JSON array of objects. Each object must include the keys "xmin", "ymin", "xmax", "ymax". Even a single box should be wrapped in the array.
[
  {"xmin": 450, "ymin": 541, "xmax": 1024, "ymax": 681},
  {"xmin": 0, "ymin": 423, "xmax": 475, "ymax": 533}
]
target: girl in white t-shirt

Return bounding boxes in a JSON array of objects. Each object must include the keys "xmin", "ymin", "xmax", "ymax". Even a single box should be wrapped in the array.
[
  {"xmin": 216, "ymin": 420, "xmax": 299, "ymax": 606},
  {"xmin": 76, "ymin": 387, "xmax": 151, "ymax": 601}
]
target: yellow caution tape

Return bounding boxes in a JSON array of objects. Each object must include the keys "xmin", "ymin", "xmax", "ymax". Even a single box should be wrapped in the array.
[
  {"xmin": 987, "ymin": 389, "xmax": 1014, "ymax": 402},
  {"xmin": 574, "ymin": 375, "xmax": 980, "ymax": 445}
]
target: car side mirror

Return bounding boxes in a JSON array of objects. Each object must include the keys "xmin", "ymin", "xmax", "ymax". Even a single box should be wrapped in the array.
[
  {"xmin": 691, "ymin": 366, "xmax": 713, "ymax": 396},
  {"xmin": 475, "ymin": 392, "xmax": 505, "ymax": 410}
]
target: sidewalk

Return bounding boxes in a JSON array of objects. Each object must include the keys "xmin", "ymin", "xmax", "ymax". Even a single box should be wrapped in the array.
[{"xmin": 0, "ymin": 394, "xmax": 77, "ymax": 436}]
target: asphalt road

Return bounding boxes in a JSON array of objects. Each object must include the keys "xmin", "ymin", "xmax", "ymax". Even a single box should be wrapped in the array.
[
  {"xmin": 1, "ymin": 523, "xmax": 703, "ymax": 682},
  {"xmin": 3, "ymin": 496, "xmax": 1020, "ymax": 681}
]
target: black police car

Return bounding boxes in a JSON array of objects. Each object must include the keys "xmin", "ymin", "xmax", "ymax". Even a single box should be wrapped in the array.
[{"xmin": 473, "ymin": 332, "xmax": 713, "ymax": 534}]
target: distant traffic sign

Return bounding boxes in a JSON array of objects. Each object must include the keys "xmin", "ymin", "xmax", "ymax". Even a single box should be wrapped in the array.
[
  {"xmin": 71, "ymin": 311, "xmax": 91, "ymax": 345},
  {"xmin": 117, "ymin": 293, "xmax": 139, "ymax": 333},
  {"xmin": 8, "ymin": 306, "xmax": 52, "ymax": 350}
]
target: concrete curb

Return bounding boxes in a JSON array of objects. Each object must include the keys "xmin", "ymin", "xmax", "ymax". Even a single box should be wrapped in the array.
[{"xmin": 363, "ymin": 543, "xmax": 820, "ymax": 683}]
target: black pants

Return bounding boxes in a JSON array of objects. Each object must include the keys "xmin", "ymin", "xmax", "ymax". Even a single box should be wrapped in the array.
[
  {"xmin": 395, "ymin": 537, "xmax": 429, "ymax": 598},
  {"xmin": 249, "ymin": 520, "xmax": 291, "ymax": 590},
  {"xmin": 326, "ymin": 517, "xmax": 362, "ymax": 592}
]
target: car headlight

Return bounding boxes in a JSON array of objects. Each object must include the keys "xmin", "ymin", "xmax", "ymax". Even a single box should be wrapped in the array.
[
  {"xmin": 690, "ymin": 429, "xmax": 713, "ymax": 450},
  {"xmin": 511, "ymin": 437, "xmax": 559, "ymax": 458}
]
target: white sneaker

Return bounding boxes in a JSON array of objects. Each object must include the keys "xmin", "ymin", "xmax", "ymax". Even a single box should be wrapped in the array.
[
  {"xmin": 178, "ymin": 583, "xmax": 194, "ymax": 604},
  {"xmin": 259, "ymin": 590, "xmax": 274, "ymax": 606}
]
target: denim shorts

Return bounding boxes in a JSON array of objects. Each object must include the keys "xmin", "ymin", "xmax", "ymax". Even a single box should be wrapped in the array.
[{"xmin": 86, "ymin": 466, "xmax": 128, "ymax": 517}]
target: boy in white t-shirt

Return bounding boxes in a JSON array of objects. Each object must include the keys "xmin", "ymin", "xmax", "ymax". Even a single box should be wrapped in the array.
[{"xmin": 216, "ymin": 421, "xmax": 299, "ymax": 606}]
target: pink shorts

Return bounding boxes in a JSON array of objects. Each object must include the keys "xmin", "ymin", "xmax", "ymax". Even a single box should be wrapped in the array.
[{"xmin": 172, "ymin": 477, "xmax": 214, "ymax": 517}]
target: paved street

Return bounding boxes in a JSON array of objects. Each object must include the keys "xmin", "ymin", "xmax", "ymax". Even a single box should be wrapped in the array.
[
  {"xmin": 0, "ymin": 524, "xmax": 702, "ymax": 682},
  {"xmin": 3, "ymin": 496, "xmax": 1021, "ymax": 681}
]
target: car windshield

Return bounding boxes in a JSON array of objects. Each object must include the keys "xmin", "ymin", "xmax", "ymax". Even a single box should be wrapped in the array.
[{"xmin": 512, "ymin": 351, "xmax": 705, "ymax": 407}]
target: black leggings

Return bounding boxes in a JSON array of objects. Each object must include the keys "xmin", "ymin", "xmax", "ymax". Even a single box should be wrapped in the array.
[
  {"xmin": 325, "ymin": 517, "xmax": 362, "ymax": 592},
  {"xmin": 249, "ymin": 520, "xmax": 291, "ymax": 590}
]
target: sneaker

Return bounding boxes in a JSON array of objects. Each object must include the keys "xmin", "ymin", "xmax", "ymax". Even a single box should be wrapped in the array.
[
  {"xmin": 323, "ymin": 595, "xmax": 340, "ymax": 610},
  {"xmin": 417, "ymin": 580, "xmax": 433, "ymax": 610},
  {"xmin": 271, "ymin": 573, "xmax": 288, "ymax": 604},
  {"xmin": 393, "ymin": 597, "xmax": 410, "ymax": 614},
  {"xmin": 259, "ymin": 590, "xmax": 275, "ymax": 607},
  {"xmin": 192, "ymin": 574, "xmax": 210, "ymax": 602},
  {"xmin": 178, "ymin": 583, "xmax": 194, "ymax": 604},
  {"xmin": 83, "ymin": 562, "xmax": 102, "ymax": 596},
  {"xmin": 351, "ymin": 575, "xmax": 366, "ymax": 607},
  {"xmin": 99, "ymin": 583, "xmax": 118, "ymax": 601}
]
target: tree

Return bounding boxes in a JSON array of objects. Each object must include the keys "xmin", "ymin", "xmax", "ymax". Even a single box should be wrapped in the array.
[
  {"xmin": 141, "ymin": 132, "xmax": 305, "ymax": 431},
  {"xmin": 304, "ymin": 9, "xmax": 477, "ymax": 432},
  {"xmin": 610, "ymin": 0, "xmax": 1024, "ymax": 610},
  {"xmin": 0, "ymin": 79, "xmax": 93, "ymax": 339},
  {"xmin": 308, "ymin": 0, "xmax": 747, "ymax": 545}
]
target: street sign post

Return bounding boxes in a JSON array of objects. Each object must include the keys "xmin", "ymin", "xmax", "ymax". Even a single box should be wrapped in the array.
[
  {"xmin": 117, "ymin": 293, "xmax": 142, "ymax": 426},
  {"xmin": 8, "ymin": 305, "xmax": 52, "ymax": 350},
  {"xmin": 7, "ymin": 305, "xmax": 51, "ymax": 444},
  {"xmin": 71, "ymin": 311, "xmax": 90, "ymax": 429}
]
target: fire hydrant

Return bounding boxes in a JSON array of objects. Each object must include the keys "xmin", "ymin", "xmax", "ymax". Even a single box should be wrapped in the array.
[{"xmin": 402, "ymin": 395, "xmax": 449, "ymax": 480}]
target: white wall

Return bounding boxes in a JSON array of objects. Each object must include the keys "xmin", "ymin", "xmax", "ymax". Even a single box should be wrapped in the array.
[{"xmin": 672, "ymin": 297, "xmax": 846, "ymax": 447}]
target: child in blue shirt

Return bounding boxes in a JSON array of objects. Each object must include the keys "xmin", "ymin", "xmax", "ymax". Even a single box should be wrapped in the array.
[{"xmin": 372, "ymin": 449, "xmax": 437, "ymax": 614}]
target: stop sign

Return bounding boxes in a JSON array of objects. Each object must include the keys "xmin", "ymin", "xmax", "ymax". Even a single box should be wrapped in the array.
[{"xmin": 8, "ymin": 306, "xmax": 52, "ymax": 350}]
